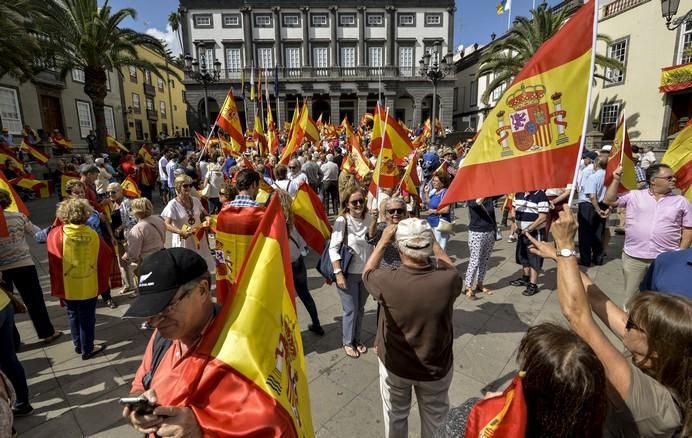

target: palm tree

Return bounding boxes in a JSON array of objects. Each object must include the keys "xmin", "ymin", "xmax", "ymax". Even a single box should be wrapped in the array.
[
  {"xmin": 0, "ymin": 0, "xmax": 45, "ymax": 80},
  {"xmin": 478, "ymin": 3, "xmax": 624, "ymax": 105},
  {"xmin": 39, "ymin": 0, "xmax": 178, "ymax": 153},
  {"xmin": 168, "ymin": 11, "xmax": 184, "ymax": 55}
]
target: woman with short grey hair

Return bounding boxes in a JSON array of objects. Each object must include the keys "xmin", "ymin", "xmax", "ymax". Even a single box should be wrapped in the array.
[{"xmin": 125, "ymin": 198, "xmax": 166, "ymax": 271}]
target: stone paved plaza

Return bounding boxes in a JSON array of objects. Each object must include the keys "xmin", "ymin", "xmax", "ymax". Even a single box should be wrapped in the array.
[{"xmin": 12, "ymin": 195, "xmax": 629, "ymax": 437}]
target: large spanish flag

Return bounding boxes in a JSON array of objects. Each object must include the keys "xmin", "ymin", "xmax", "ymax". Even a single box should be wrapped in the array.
[
  {"xmin": 661, "ymin": 122, "xmax": 692, "ymax": 201},
  {"xmin": 213, "ymin": 205, "xmax": 265, "ymax": 304},
  {"xmin": 20, "ymin": 140, "xmax": 49, "ymax": 164},
  {"xmin": 279, "ymin": 103, "xmax": 308, "ymax": 165},
  {"xmin": 605, "ymin": 112, "xmax": 638, "ymax": 192},
  {"xmin": 183, "ymin": 196, "xmax": 313, "ymax": 437},
  {"xmin": 302, "ymin": 101, "xmax": 320, "ymax": 144},
  {"xmin": 0, "ymin": 171, "xmax": 29, "ymax": 216},
  {"xmin": 442, "ymin": 0, "xmax": 597, "ymax": 205},
  {"xmin": 346, "ymin": 128, "xmax": 372, "ymax": 181},
  {"xmin": 216, "ymin": 90, "xmax": 246, "ymax": 151},
  {"xmin": 370, "ymin": 103, "xmax": 414, "ymax": 159},
  {"xmin": 369, "ymin": 114, "xmax": 401, "ymax": 196},
  {"xmin": 293, "ymin": 182, "xmax": 332, "ymax": 253},
  {"xmin": 46, "ymin": 224, "xmax": 113, "ymax": 300}
]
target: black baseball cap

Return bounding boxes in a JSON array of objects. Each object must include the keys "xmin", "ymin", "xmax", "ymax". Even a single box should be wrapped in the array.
[
  {"xmin": 123, "ymin": 248, "xmax": 209, "ymax": 318},
  {"xmin": 582, "ymin": 150, "xmax": 598, "ymax": 160}
]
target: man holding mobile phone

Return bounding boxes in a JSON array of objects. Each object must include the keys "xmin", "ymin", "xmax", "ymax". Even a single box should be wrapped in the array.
[{"xmin": 122, "ymin": 248, "xmax": 293, "ymax": 437}]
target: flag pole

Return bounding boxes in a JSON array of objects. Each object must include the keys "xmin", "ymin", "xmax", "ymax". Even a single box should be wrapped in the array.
[
  {"xmin": 567, "ymin": 0, "xmax": 599, "ymax": 206},
  {"xmin": 376, "ymin": 107, "xmax": 390, "ymax": 209},
  {"xmin": 197, "ymin": 92, "xmax": 226, "ymax": 164},
  {"xmin": 507, "ymin": 2, "xmax": 512, "ymax": 31},
  {"xmin": 620, "ymin": 110, "xmax": 627, "ymax": 164}
]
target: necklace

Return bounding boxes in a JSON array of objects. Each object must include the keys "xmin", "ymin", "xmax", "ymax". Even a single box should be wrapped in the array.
[{"xmin": 178, "ymin": 196, "xmax": 196, "ymax": 225}]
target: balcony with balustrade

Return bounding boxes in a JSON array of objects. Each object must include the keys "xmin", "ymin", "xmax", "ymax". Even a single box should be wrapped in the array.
[{"xmin": 601, "ymin": 0, "xmax": 649, "ymax": 20}]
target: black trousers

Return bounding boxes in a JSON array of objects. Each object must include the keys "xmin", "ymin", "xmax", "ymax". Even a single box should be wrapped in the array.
[
  {"xmin": 322, "ymin": 180, "xmax": 339, "ymax": 215},
  {"xmin": 577, "ymin": 202, "xmax": 606, "ymax": 265},
  {"xmin": 2, "ymin": 265, "xmax": 56, "ymax": 339}
]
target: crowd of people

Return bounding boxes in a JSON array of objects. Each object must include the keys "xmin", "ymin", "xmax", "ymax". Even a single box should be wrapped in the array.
[{"xmin": 0, "ymin": 120, "xmax": 689, "ymax": 438}]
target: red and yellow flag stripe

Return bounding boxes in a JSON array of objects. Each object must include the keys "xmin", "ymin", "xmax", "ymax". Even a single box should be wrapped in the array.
[{"xmin": 293, "ymin": 182, "xmax": 332, "ymax": 253}]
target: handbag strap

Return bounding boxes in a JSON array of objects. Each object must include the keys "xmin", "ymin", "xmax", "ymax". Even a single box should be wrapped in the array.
[{"xmin": 340, "ymin": 215, "xmax": 349, "ymax": 246}]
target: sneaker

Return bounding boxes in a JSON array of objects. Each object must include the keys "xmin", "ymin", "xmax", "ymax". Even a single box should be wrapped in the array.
[
  {"xmin": 105, "ymin": 299, "xmax": 118, "ymax": 309},
  {"xmin": 507, "ymin": 234, "xmax": 517, "ymax": 243},
  {"xmin": 522, "ymin": 284, "xmax": 539, "ymax": 296},
  {"xmin": 308, "ymin": 324, "xmax": 325, "ymax": 336},
  {"xmin": 12, "ymin": 404, "xmax": 34, "ymax": 417},
  {"xmin": 509, "ymin": 277, "xmax": 529, "ymax": 287}
]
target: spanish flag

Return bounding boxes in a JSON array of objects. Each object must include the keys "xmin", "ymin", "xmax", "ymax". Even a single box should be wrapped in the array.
[
  {"xmin": 0, "ymin": 171, "xmax": 29, "ymax": 216},
  {"xmin": 10, "ymin": 176, "xmax": 46, "ymax": 193},
  {"xmin": 292, "ymin": 182, "xmax": 332, "ymax": 253},
  {"xmin": 106, "ymin": 136, "xmax": 128, "ymax": 153},
  {"xmin": 287, "ymin": 102, "xmax": 300, "ymax": 141},
  {"xmin": 279, "ymin": 102, "xmax": 309, "ymax": 165},
  {"xmin": 346, "ymin": 128, "xmax": 372, "ymax": 182},
  {"xmin": 0, "ymin": 208, "xmax": 8, "ymax": 237},
  {"xmin": 216, "ymin": 90, "xmax": 246, "ymax": 152},
  {"xmin": 254, "ymin": 109, "xmax": 268, "ymax": 156},
  {"xmin": 433, "ymin": 160, "xmax": 450, "ymax": 178},
  {"xmin": 51, "ymin": 134, "xmax": 73, "ymax": 151},
  {"xmin": 400, "ymin": 152, "xmax": 421, "ymax": 199},
  {"xmin": 137, "ymin": 144, "xmax": 156, "ymax": 166},
  {"xmin": 267, "ymin": 101, "xmax": 280, "ymax": 155},
  {"xmin": 120, "ymin": 175, "xmax": 141, "ymax": 198},
  {"xmin": 213, "ymin": 205, "xmax": 265, "ymax": 304},
  {"xmin": 302, "ymin": 101, "xmax": 320, "ymax": 144},
  {"xmin": 46, "ymin": 224, "xmax": 113, "ymax": 300},
  {"xmin": 442, "ymin": 0, "xmax": 596, "ymax": 205},
  {"xmin": 20, "ymin": 140, "xmax": 49, "ymax": 164},
  {"xmin": 605, "ymin": 112, "xmax": 638, "ymax": 192},
  {"xmin": 181, "ymin": 196, "xmax": 313, "ymax": 437},
  {"xmin": 218, "ymin": 137, "xmax": 240, "ymax": 157},
  {"xmin": 370, "ymin": 103, "xmax": 414, "ymax": 159},
  {"xmin": 464, "ymin": 373, "xmax": 527, "ymax": 438},
  {"xmin": 369, "ymin": 125, "xmax": 400, "ymax": 197},
  {"xmin": 60, "ymin": 172, "xmax": 80, "ymax": 199},
  {"xmin": 0, "ymin": 145, "xmax": 24, "ymax": 172},
  {"xmin": 661, "ymin": 122, "xmax": 692, "ymax": 201}
]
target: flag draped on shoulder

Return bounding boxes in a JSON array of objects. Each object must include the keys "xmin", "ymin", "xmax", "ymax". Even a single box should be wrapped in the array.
[
  {"xmin": 107, "ymin": 136, "xmax": 128, "ymax": 153},
  {"xmin": 182, "ymin": 197, "xmax": 313, "ymax": 437},
  {"xmin": 442, "ymin": 0, "xmax": 596, "ymax": 206},
  {"xmin": 46, "ymin": 224, "xmax": 112, "ymax": 300},
  {"xmin": 21, "ymin": 140, "xmax": 49, "ymax": 164},
  {"xmin": 661, "ymin": 123, "xmax": 692, "ymax": 201},
  {"xmin": 0, "ymin": 171, "xmax": 29, "ymax": 216},
  {"xmin": 292, "ymin": 182, "xmax": 332, "ymax": 253},
  {"xmin": 605, "ymin": 112, "xmax": 638, "ymax": 192},
  {"xmin": 216, "ymin": 90, "xmax": 246, "ymax": 152},
  {"xmin": 213, "ymin": 205, "xmax": 265, "ymax": 304}
]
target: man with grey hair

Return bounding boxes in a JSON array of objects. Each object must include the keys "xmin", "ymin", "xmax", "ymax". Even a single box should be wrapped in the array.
[
  {"xmin": 363, "ymin": 218, "xmax": 461, "ymax": 438},
  {"xmin": 321, "ymin": 153, "xmax": 340, "ymax": 214}
]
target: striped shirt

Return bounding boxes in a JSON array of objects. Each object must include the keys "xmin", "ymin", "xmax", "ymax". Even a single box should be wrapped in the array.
[
  {"xmin": 229, "ymin": 194, "xmax": 261, "ymax": 208},
  {"xmin": 514, "ymin": 191, "xmax": 550, "ymax": 230}
]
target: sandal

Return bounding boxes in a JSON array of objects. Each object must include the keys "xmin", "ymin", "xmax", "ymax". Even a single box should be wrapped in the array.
[
  {"xmin": 356, "ymin": 343, "xmax": 367, "ymax": 354},
  {"xmin": 343, "ymin": 345, "xmax": 360, "ymax": 358},
  {"xmin": 465, "ymin": 288, "xmax": 479, "ymax": 301},
  {"xmin": 475, "ymin": 286, "xmax": 493, "ymax": 295}
]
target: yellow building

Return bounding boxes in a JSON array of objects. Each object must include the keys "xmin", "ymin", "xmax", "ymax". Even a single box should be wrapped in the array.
[{"xmin": 119, "ymin": 46, "xmax": 189, "ymax": 144}]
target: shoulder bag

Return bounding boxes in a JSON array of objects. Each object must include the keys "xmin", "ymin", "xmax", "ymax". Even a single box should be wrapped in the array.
[{"xmin": 316, "ymin": 216, "xmax": 354, "ymax": 282}]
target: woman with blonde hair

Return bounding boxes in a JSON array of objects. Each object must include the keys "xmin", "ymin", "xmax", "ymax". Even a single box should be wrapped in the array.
[
  {"xmin": 161, "ymin": 174, "xmax": 214, "ymax": 271},
  {"xmin": 529, "ymin": 205, "xmax": 691, "ymax": 438},
  {"xmin": 330, "ymin": 186, "xmax": 373, "ymax": 358},
  {"xmin": 47, "ymin": 198, "xmax": 112, "ymax": 360},
  {"xmin": 125, "ymin": 198, "xmax": 166, "ymax": 271}
]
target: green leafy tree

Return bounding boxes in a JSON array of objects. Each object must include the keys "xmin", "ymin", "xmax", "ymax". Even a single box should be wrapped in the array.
[
  {"xmin": 40, "ymin": 0, "xmax": 178, "ymax": 152},
  {"xmin": 478, "ymin": 3, "xmax": 625, "ymax": 105},
  {"xmin": 0, "ymin": 0, "xmax": 45, "ymax": 80}
]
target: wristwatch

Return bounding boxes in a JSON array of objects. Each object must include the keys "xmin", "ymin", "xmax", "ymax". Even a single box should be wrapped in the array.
[
  {"xmin": 556, "ymin": 248, "xmax": 577, "ymax": 257},
  {"xmin": 333, "ymin": 269, "xmax": 343, "ymax": 275}
]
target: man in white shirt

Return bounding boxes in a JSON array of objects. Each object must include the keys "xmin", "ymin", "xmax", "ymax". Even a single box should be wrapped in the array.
[
  {"xmin": 158, "ymin": 150, "xmax": 170, "ymax": 204},
  {"xmin": 639, "ymin": 145, "xmax": 656, "ymax": 169},
  {"xmin": 321, "ymin": 154, "xmax": 340, "ymax": 215}
]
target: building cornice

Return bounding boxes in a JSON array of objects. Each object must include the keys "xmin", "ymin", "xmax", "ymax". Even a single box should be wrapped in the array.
[{"xmin": 180, "ymin": 0, "xmax": 454, "ymax": 9}]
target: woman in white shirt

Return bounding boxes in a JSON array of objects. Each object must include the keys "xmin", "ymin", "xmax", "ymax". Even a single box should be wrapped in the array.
[
  {"xmin": 329, "ymin": 186, "xmax": 373, "ymax": 358},
  {"xmin": 202, "ymin": 163, "xmax": 224, "ymax": 213}
]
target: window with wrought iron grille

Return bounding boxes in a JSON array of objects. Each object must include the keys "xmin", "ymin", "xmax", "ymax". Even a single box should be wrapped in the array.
[
  {"xmin": 678, "ymin": 21, "xmax": 692, "ymax": 64},
  {"xmin": 605, "ymin": 38, "xmax": 627, "ymax": 84},
  {"xmin": 0, "ymin": 87, "xmax": 23, "ymax": 134},
  {"xmin": 76, "ymin": 101, "xmax": 93, "ymax": 138}
]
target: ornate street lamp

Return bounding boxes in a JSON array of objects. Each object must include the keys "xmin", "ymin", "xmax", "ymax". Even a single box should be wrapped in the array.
[
  {"xmin": 184, "ymin": 48, "xmax": 222, "ymax": 130},
  {"xmin": 661, "ymin": 0, "xmax": 692, "ymax": 30},
  {"xmin": 418, "ymin": 42, "xmax": 454, "ymax": 145}
]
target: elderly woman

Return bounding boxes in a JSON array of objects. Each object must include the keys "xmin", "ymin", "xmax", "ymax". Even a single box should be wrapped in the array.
[
  {"xmin": 47, "ymin": 198, "xmax": 112, "ymax": 360},
  {"xmin": 276, "ymin": 189, "xmax": 324, "ymax": 336},
  {"xmin": 0, "ymin": 189, "xmax": 61, "ymax": 345},
  {"xmin": 161, "ymin": 174, "xmax": 214, "ymax": 271},
  {"xmin": 202, "ymin": 162, "xmax": 225, "ymax": 214},
  {"xmin": 104, "ymin": 183, "xmax": 137, "ymax": 293},
  {"xmin": 463, "ymin": 197, "xmax": 499, "ymax": 299},
  {"xmin": 528, "ymin": 205, "xmax": 690, "ymax": 437},
  {"xmin": 330, "ymin": 186, "xmax": 373, "ymax": 358},
  {"xmin": 124, "ymin": 198, "xmax": 165, "ymax": 272},
  {"xmin": 425, "ymin": 173, "xmax": 453, "ymax": 249},
  {"xmin": 367, "ymin": 197, "xmax": 407, "ymax": 269}
]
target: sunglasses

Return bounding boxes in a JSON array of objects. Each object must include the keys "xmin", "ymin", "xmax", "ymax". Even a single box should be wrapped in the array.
[
  {"xmin": 350, "ymin": 199, "xmax": 365, "ymax": 206},
  {"xmin": 652, "ymin": 175, "xmax": 676, "ymax": 181},
  {"xmin": 106, "ymin": 191, "xmax": 118, "ymax": 195},
  {"xmin": 288, "ymin": 166, "xmax": 298, "ymax": 169},
  {"xmin": 625, "ymin": 316, "xmax": 643, "ymax": 333},
  {"xmin": 387, "ymin": 208, "xmax": 405, "ymax": 215},
  {"xmin": 181, "ymin": 183, "xmax": 193, "ymax": 188}
]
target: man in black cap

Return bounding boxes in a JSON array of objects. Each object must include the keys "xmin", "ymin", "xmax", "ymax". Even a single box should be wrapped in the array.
[{"xmin": 122, "ymin": 248, "xmax": 293, "ymax": 437}]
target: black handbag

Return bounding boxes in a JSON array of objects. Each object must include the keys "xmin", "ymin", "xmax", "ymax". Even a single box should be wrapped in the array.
[{"xmin": 316, "ymin": 216, "xmax": 354, "ymax": 282}]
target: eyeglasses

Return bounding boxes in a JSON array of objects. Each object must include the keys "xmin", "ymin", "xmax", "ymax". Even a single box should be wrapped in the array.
[
  {"xmin": 106, "ymin": 191, "xmax": 118, "ymax": 195},
  {"xmin": 149, "ymin": 286, "xmax": 195, "ymax": 320},
  {"xmin": 288, "ymin": 166, "xmax": 298, "ymax": 170},
  {"xmin": 350, "ymin": 199, "xmax": 365, "ymax": 206},
  {"xmin": 387, "ymin": 208, "xmax": 405, "ymax": 215},
  {"xmin": 181, "ymin": 183, "xmax": 193, "ymax": 188},
  {"xmin": 625, "ymin": 316, "xmax": 643, "ymax": 333},
  {"xmin": 652, "ymin": 175, "xmax": 676, "ymax": 181}
]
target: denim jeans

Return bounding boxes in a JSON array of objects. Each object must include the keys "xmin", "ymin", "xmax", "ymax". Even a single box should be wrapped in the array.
[
  {"xmin": 0, "ymin": 304, "xmax": 29, "ymax": 408},
  {"xmin": 291, "ymin": 257, "xmax": 320, "ymax": 328},
  {"xmin": 65, "ymin": 298, "xmax": 98, "ymax": 354},
  {"xmin": 336, "ymin": 273, "xmax": 368, "ymax": 346}
]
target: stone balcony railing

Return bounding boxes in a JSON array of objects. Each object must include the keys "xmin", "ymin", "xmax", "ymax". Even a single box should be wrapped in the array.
[{"xmin": 601, "ymin": 0, "xmax": 649, "ymax": 19}]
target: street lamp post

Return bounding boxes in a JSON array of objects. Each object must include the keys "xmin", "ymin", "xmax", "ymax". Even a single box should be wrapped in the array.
[
  {"xmin": 184, "ymin": 49, "xmax": 222, "ymax": 131},
  {"xmin": 661, "ymin": 0, "xmax": 692, "ymax": 30},
  {"xmin": 418, "ymin": 42, "xmax": 454, "ymax": 145}
]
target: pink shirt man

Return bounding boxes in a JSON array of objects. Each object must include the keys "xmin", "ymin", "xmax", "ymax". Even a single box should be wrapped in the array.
[{"xmin": 617, "ymin": 189, "xmax": 692, "ymax": 259}]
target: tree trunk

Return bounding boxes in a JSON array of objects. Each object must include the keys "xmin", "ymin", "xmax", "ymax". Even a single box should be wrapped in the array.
[{"xmin": 84, "ymin": 67, "xmax": 109, "ymax": 154}]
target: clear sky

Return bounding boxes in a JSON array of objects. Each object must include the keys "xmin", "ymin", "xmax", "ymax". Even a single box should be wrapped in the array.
[{"xmin": 104, "ymin": 0, "xmax": 565, "ymax": 56}]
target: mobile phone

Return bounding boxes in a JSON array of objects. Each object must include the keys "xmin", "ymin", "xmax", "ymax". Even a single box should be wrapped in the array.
[{"xmin": 119, "ymin": 397, "xmax": 157, "ymax": 415}]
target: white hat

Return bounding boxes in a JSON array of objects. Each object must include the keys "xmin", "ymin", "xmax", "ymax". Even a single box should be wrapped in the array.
[
  {"xmin": 396, "ymin": 218, "xmax": 434, "ymax": 252},
  {"xmin": 94, "ymin": 158, "xmax": 104, "ymax": 165},
  {"xmin": 600, "ymin": 145, "xmax": 612, "ymax": 152}
]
